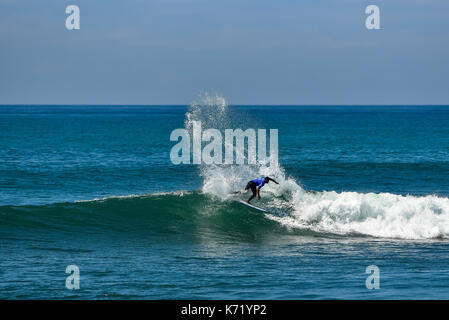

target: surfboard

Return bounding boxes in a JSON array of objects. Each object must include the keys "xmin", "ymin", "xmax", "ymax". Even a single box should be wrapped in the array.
[{"xmin": 238, "ymin": 200, "xmax": 267, "ymax": 213}]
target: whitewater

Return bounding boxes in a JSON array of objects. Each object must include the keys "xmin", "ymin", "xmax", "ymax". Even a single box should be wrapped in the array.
[{"xmin": 184, "ymin": 94, "xmax": 449, "ymax": 240}]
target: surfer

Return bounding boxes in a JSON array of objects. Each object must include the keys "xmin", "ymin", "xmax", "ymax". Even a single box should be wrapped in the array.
[{"xmin": 243, "ymin": 177, "xmax": 279, "ymax": 204}]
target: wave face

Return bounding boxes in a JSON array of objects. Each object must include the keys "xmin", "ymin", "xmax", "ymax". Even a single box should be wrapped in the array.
[
  {"xmin": 0, "ymin": 192, "xmax": 285, "ymax": 243},
  {"xmin": 2, "ymin": 189, "xmax": 449, "ymax": 241}
]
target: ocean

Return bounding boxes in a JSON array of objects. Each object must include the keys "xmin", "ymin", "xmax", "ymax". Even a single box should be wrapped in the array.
[{"xmin": 2, "ymin": 101, "xmax": 449, "ymax": 299}]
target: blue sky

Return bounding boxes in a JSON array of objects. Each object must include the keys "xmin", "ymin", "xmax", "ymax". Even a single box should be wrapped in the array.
[{"xmin": 0, "ymin": 0, "xmax": 448, "ymax": 105}]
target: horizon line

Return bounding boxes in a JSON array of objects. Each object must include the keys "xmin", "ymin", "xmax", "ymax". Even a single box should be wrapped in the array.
[{"xmin": 1, "ymin": 104, "xmax": 449, "ymax": 107}]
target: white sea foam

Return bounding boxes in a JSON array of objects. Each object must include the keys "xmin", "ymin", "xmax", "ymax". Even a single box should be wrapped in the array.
[{"xmin": 267, "ymin": 187, "xmax": 449, "ymax": 240}]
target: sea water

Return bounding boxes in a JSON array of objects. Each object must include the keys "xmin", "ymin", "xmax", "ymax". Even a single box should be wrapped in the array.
[{"xmin": 1, "ymin": 101, "xmax": 449, "ymax": 299}]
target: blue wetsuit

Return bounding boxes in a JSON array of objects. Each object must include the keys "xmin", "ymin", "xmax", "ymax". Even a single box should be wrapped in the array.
[
  {"xmin": 245, "ymin": 177, "xmax": 266, "ymax": 202},
  {"xmin": 251, "ymin": 178, "xmax": 266, "ymax": 189}
]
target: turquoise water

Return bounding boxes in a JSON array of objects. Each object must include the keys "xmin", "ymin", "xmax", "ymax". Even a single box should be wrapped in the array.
[{"xmin": 2, "ymin": 104, "xmax": 449, "ymax": 299}]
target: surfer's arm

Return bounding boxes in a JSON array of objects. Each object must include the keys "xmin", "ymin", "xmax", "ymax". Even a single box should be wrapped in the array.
[
  {"xmin": 267, "ymin": 177, "xmax": 279, "ymax": 184},
  {"xmin": 257, "ymin": 188, "xmax": 261, "ymax": 200}
]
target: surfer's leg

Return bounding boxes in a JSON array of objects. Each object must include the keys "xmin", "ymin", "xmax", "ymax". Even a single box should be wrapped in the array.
[
  {"xmin": 247, "ymin": 184, "xmax": 257, "ymax": 203},
  {"xmin": 234, "ymin": 182, "xmax": 251, "ymax": 195}
]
